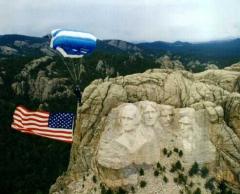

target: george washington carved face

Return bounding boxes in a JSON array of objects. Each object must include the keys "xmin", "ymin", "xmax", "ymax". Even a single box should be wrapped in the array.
[{"xmin": 118, "ymin": 104, "xmax": 140, "ymax": 133}]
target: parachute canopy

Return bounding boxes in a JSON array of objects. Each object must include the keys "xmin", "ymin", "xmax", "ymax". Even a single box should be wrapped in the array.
[{"xmin": 50, "ymin": 29, "xmax": 97, "ymax": 58}]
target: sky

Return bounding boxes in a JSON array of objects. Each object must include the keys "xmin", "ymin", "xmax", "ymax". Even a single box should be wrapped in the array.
[{"xmin": 0, "ymin": 0, "xmax": 240, "ymax": 42}]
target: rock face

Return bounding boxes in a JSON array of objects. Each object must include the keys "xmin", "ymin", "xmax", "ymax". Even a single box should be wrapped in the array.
[
  {"xmin": 194, "ymin": 69, "xmax": 240, "ymax": 93},
  {"xmin": 0, "ymin": 46, "xmax": 18, "ymax": 55},
  {"xmin": 13, "ymin": 40, "xmax": 29, "ymax": 48},
  {"xmin": 11, "ymin": 56, "xmax": 73, "ymax": 101},
  {"xmin": 205, "ymin": 64, "xmax": 219, "ymax": 70},
  {"xmin": 155, "ymin": 55, "xmax": 185, "ymax": 70},
  {"xmin": 224, "ymin": 61, "xmax": 240, "ymax": 71},
  {"xmin": 104, "ymin": 40, "xmax": 141, "ymax": 52},
  {"xmin": 50, "ymin": 69, "xmax": 240, "ymax": 194}
]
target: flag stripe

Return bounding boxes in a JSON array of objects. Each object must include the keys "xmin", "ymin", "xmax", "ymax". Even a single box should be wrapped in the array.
[
  {"xmin": 13, "ymin": 116, "xmax": 49, "ymax": 127},
  {"xmin": 12, "ymin": 121, "xmax": 24, "ymax": 128},
  {"xmin": 12, "ymin": 125, "xmax": 73, "ymax": 140},
  {"xmin": 17, "ymin": 105, "xmax": 50, "ymax": 115},
  {"xmin": 12, "ymin": 122, "xmax": 72, "ymax": 135},
  {"xmin": 14, "ymin": 111, "xmax": 49, "ymax": 121},
  {"xmin": 34, "ymin": 133, "xmax": 72, "ymax": 143},
  {"xmin": 13, "ymin": 120, "xmax": 72, "ymax": 132},
  {"xmin": 13, "ymin": 125, "xmax": 73, "ymax": 137},
  {"xmin": 31, "ymin": 130, "xmax": 72, "ymax": 137},
  {"xmin": 13, "ymin": 125, "xmax": 72, "ymax": 143},
  {"xmin": 12, "ymin": 125, "xmax": 35, "ymax": 134},
  {"xmin": 17, "ymin": 105, "xmax": 50, "ymax": 114},
  {"xmin": 16, "ymin": 106, "xmax": 49, "ymax": 117},
  {"xmin": 13, "ymin": 117, "xmax": 72, "ymax": 132},
  {"xmin": 11, "ymin": 106, "xmax": 74, "ymax": 143},
  {"xmin": 13, "ymin": 120, "xmax": 49, "ymax": 130}
]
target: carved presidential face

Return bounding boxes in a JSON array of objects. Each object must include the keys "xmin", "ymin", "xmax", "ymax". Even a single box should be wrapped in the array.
[
  {"xmin": 118, "ymin": 104, "xmax": 139, "ymax": 132},
  {"xmin": 179, "ymin": 117, "xmax": 193, "ymax": 132},
  {"xmin": 160, "ymin": 107, "xmax": 174, "ymax": 127},
  {"xmin": 142, "ymin": 105, "xmax": 159, "ymax": 126}
]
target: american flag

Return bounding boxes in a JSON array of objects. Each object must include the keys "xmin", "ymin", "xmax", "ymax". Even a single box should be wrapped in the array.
[{"xmin": 11, "ymin": 106, "xmax": 74, "ymax": 143}]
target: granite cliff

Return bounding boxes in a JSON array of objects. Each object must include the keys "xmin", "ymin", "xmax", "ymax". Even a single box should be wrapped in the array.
[{"xmin": 49, "ymin": 68, "xmax": 240, "ymax": 194}]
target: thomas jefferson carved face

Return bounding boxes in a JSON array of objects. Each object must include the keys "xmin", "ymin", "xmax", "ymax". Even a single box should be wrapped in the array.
[
  {"xmin": 159, "ymin": 105, "xmax": 174, "ymax": 127},
  {"xmin": 142, "ymin": 104, "xmax": 159, "ymax": 127},
  {"xmin": 118, "ymin": 104, "xmax": 140, "ymax": 132}
]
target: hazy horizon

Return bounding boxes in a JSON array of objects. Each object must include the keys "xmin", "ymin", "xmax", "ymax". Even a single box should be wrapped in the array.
[
  {"xmin": 0, "ymin": 0, "xmax": 239, "ymax": 42},
  {"xmin": 1, "ymin": 32, "xmax": 239, "ymax": 44}
]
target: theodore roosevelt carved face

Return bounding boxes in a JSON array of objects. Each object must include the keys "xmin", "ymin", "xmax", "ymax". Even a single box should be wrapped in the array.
[{"xmin": 159, "ymin": 105, "xmax": 174, "ymax": 127}]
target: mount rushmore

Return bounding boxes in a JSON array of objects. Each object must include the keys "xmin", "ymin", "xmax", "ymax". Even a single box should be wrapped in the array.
[{"xmin": 50, "ymin": 68, "xmax": 240, "ymax": 194}]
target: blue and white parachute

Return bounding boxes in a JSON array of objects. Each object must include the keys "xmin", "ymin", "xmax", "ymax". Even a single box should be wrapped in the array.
[
  {"xmin": 49, "ymin": 29, "xmax": 97, "ymax": 86},
  {"xmin": 50, "ymin": 29, "xmax": 97, "ymax": 58}
]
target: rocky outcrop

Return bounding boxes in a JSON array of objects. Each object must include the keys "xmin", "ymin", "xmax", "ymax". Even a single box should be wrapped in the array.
[
  {"xmin": 29, "ymin": 70, "xmax": 72, "ymax": 101},
  {"xmin": 155, "ymin": 55, "xmax": 185, "ymax": 70},
  {"xmin": 194, "ymin": 69, "xmax": 240, "ymax": 93},
  {"xmin": 11, "ymin": 81, "xmax": 27, "ymax": 96},
  {"xmin": 224, "ymin": 62, "xmax": 240, "ymax": 71},
  {"xmin": 104, "ymin": 40, "xmax": 141, "ymax": 52},
  {"xmin": 11, "ymin": 56, "xmax": 73, "ymax": 101},
  {"xmin": 14, "ymin": 40, "xmax": 29, "ymax": 48},
  {"xmin": 0, "ymin": 46, "xmax": 18, "ymax": 55},
  {"xmin": 50, "ymin": 69, "xmax": 240, "ymax": 194},
  {"xmin": 96, "ymin": 60, "xmax": 115, "ymax": 77},
  {"xmin": 205, "ymin": 64, "xmax": 219, "ymax": 70}
]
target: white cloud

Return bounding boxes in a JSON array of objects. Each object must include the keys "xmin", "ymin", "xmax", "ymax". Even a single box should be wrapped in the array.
[{"xmin": 0, "ymin": 0, "xmax": 239, "ymax": 42}]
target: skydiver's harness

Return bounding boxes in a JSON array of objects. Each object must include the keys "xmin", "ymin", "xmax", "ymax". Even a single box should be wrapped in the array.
[{"xmin": 74, "ymin": 85, "xmax": 82, "ymax": 104}]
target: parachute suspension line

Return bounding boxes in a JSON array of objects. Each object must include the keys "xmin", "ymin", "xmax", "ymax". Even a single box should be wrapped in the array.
[
  {"xmin": 76, "ymin": 60, "xmax": 79, "ymax": 85},
  {"xmin": 78, "ymin": 57, "xmax": 83, "ymax": 85},
  {"xmin": 50, "ymin": 29, "xmax": 96, "ymax": 105},
  {"xmin": 59, "ymin": 56, "xmax": 76, "ymax": 84},
  {"xmin": 71, "ymin": 59, "xmax": 78, "ymax": 84},
  {"xmin": 66, "ymin": 60, "xmax": 77, "ymax": 83},
  {"xmin": 77, "ymin": 58, "xmax": 80, "ymax": 85}
]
